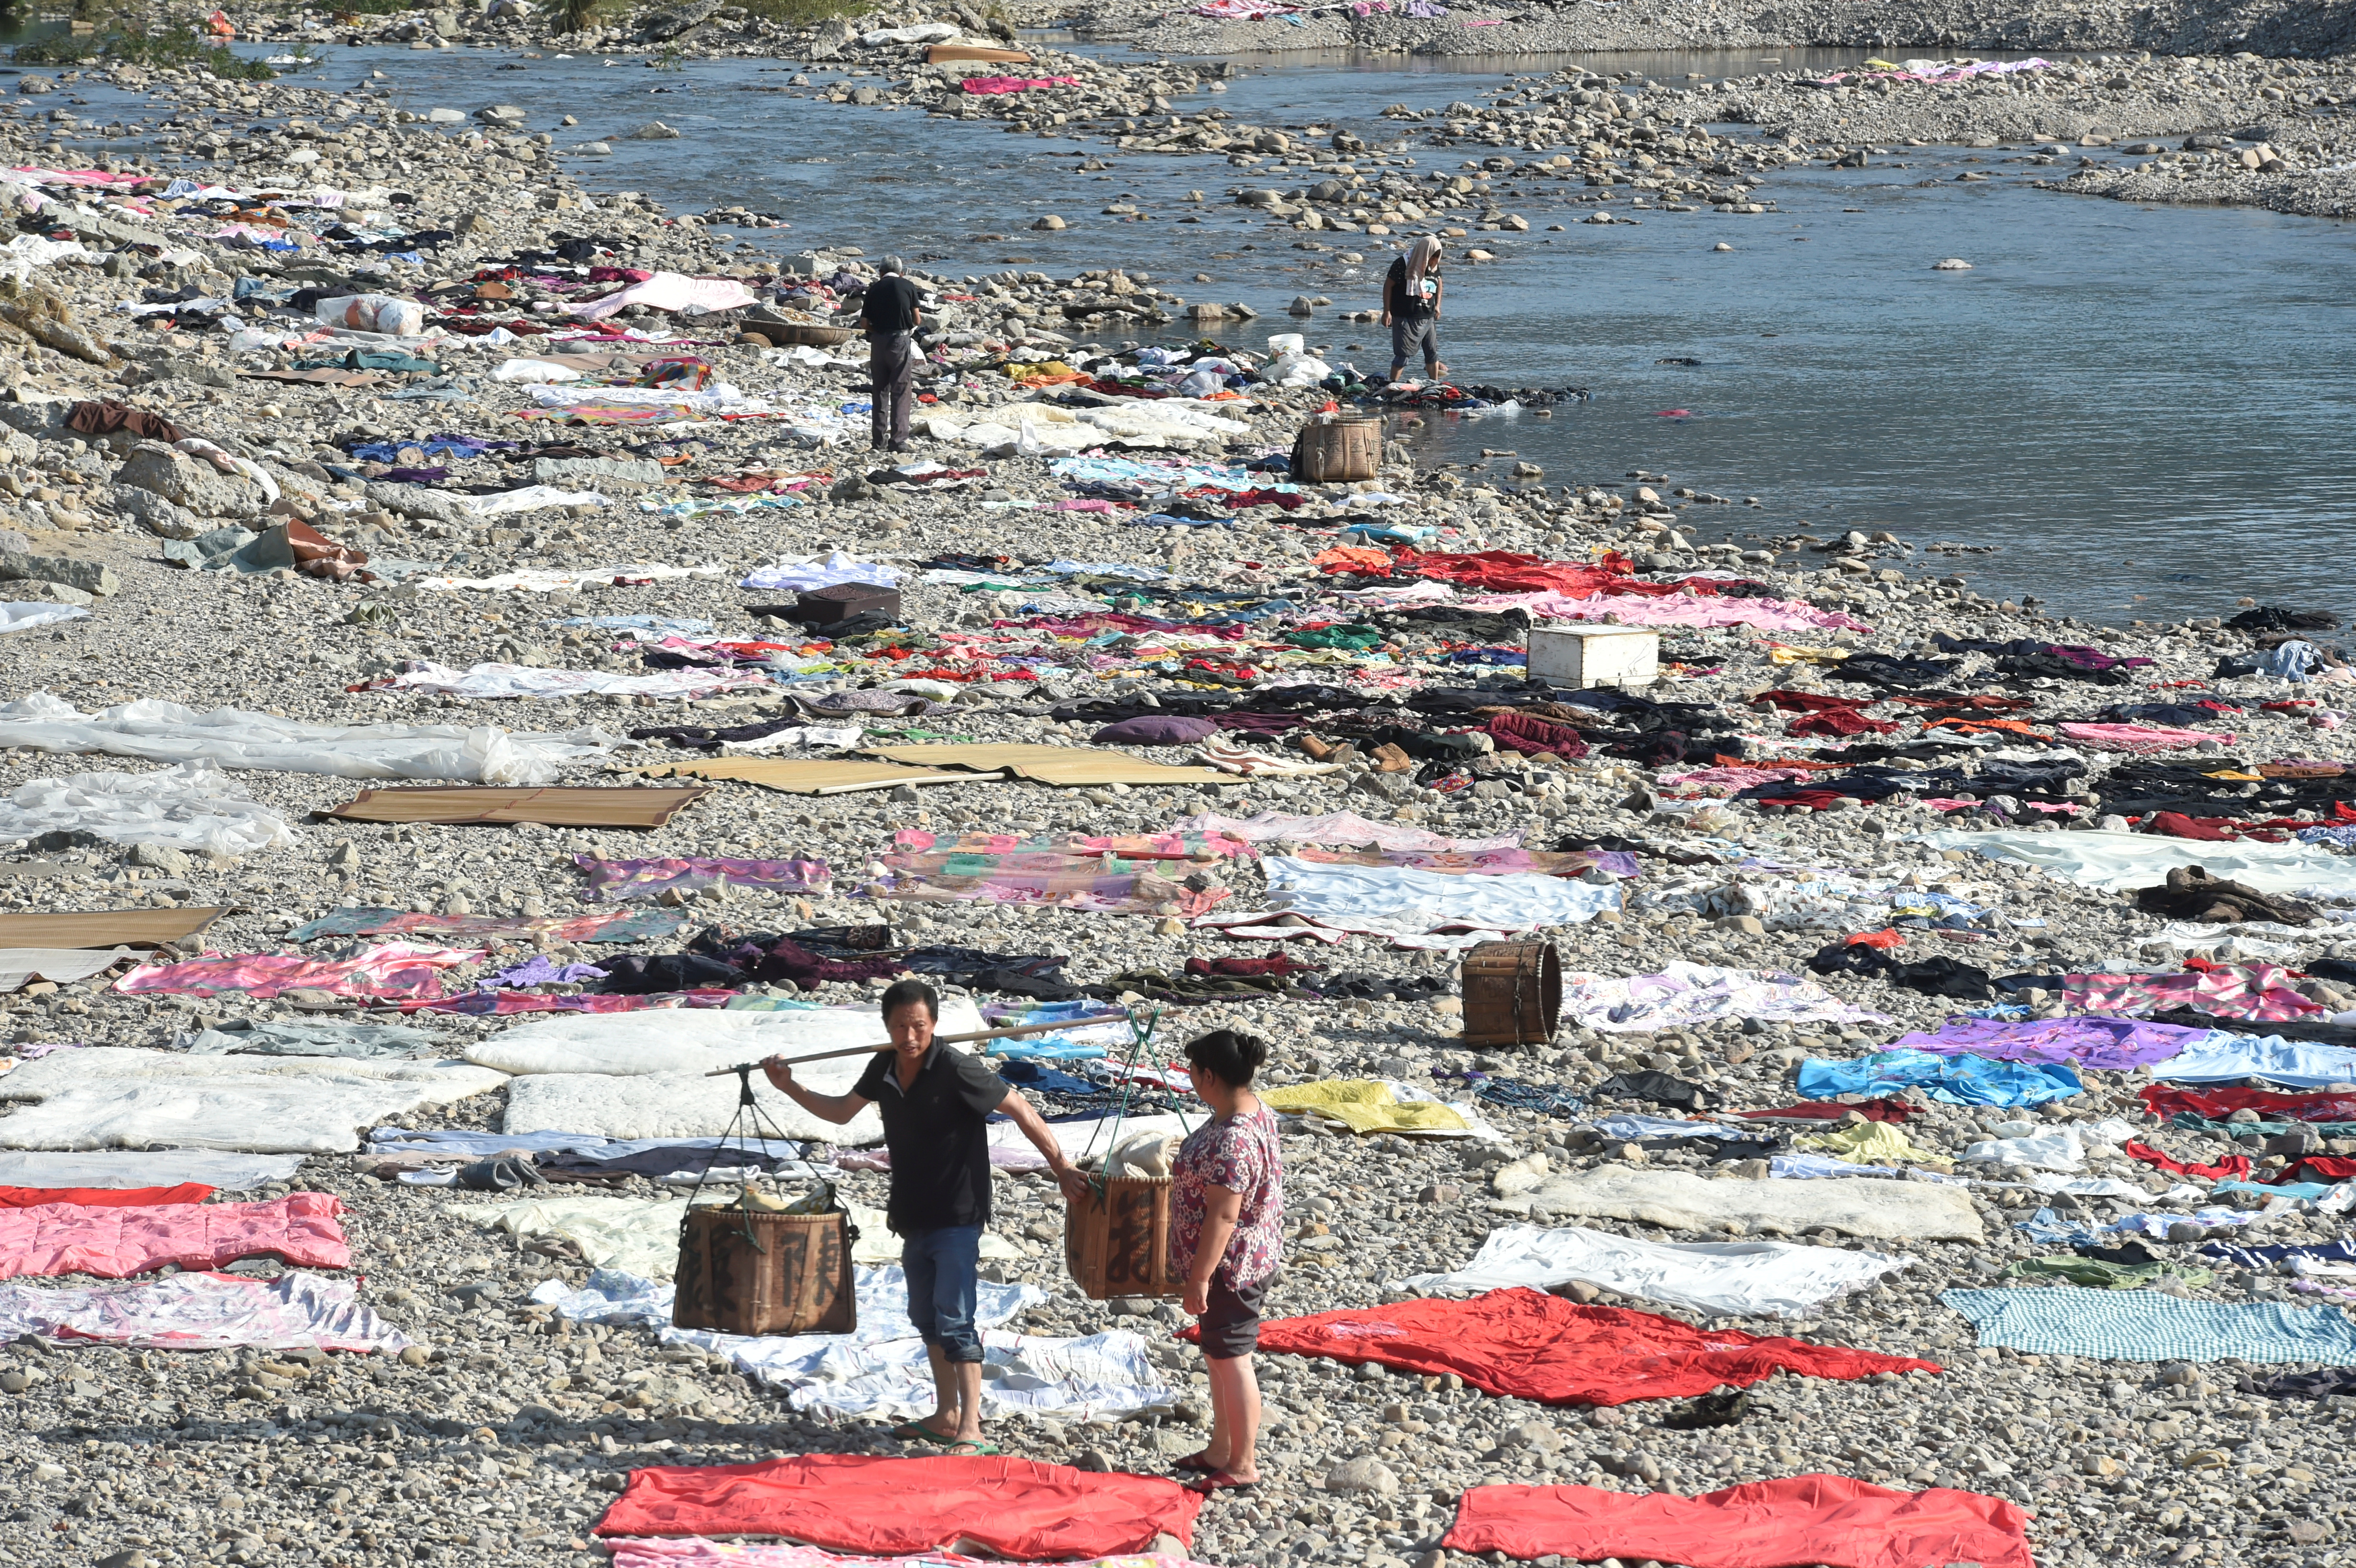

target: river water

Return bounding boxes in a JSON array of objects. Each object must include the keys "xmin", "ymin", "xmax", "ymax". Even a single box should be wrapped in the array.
[{"xmin": 16, "ymin": 37, "xmax": 2356, "ymax": 625}]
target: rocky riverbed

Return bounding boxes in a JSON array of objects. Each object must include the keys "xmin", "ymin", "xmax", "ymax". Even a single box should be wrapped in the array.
[{"xmin": 0, "ymin": 14, "xmax": 2353, "ymax": 1568}]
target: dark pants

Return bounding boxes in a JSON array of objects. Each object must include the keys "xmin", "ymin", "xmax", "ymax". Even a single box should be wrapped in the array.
[
  {"xmin": 869, "ymin": 330, "xmax": 916, "ymax": 447},
  {"xmin": 1391, "ymin": 314, "xmax": 1440, "ymax": 376},
  {"xmin": 902, "ymin": 1223, "xmax": 983, "ymax": 1362}
]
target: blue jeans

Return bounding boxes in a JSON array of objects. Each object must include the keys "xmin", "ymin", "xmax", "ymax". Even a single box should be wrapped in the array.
[{"xmin": 901, "ymin": 1224, "xmax": 983, "ymax": 1363}]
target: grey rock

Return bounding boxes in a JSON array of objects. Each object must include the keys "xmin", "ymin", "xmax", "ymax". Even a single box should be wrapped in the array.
[
  {"xmin": 0, "ymin": 550, "xmax": 116, "ymax": 597},
  {"xmin": 426, "ymin": 107, "xmax": 467, "ymax": 124},
  {"xmin": 626, "ymin": 121, "xmax": 684, "ymax": 141},
  {"xmin": 114, "ymin": 440, "xmax": 267, "ymax": 519},
  {"xmin": 474, "ymin": 103, "xmax": 527, "ymax": 125},
  {"xmin": 0, "ymin": 397, "xmax": 73, "ymax": 441},
  {"xmin": 533, "ymin": 457, "xmax": 666, "ymax": 491},
  {"xmin": 107, "ymin": 481, "xmax": 205, "ymax": 540},
  {"xmin": 1324, "ymin": 1456, "xmax": 1398, "ymax": 1495},
  {"xmin": 366, "ymin": 481, "xmax": 466, "ymax": 524},
  {"xmin": 128, "ymin": 843, "xmax": 192, "ymax": 876}
]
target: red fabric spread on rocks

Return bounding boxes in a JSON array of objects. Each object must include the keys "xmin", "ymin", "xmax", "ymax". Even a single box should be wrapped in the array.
[
  {"xmin": 1483, "ymin": 710, "xmax": 1592, "ymax": 760},
  {"xmin": 0, "ymin": 1194, "xmax": 347, "ymax": 1280},
  {"xmin": 1443, "ymin": 1474, "xmax": 2035, "ymax": 1568},
  {"xmin": 0, "ymin": 1184, "xmax": 214, "ymax": 1209},
  {"xmin": 1184, "ymin": 1288, "xmax": 1939, "ymax": 1405},
  {"xmin": 594, "ymin": 1454, "xmax": 1203, "ymax": 1558}
]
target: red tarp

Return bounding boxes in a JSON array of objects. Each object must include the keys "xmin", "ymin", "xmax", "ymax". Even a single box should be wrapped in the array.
[
  {"xmin": 1443, "ymin": 1474, "xmax": 2035, "ymax": 1568},
  {"xmin": 1184, "ymin": 1288, "xmax": 1939, "ymax": 1406},
  {"xmin": 0, "ymin": 1194, "xmax": 347, "ymax": 1281},
  {"xmin": 2140, "ymin": 1085, "xmax": 2356, "ymax": 1123},
  {"xmin": 595, "ymin": 1454, "xmax": 1202, "ymax": 1558},
  {"xmin": 2123, "ymin": 1139, "xmax": 2253, "ymax": 1183},
  {"xmin": 1381, "ymin": 547, "xmax": 1688, "ymax": 599},
  {"xmin": 0, "ymin": 1184, "xmax": 214, "ymax": 1209}
]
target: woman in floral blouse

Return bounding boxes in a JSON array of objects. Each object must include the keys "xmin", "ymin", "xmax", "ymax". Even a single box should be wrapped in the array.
[{"xmin": 1168, "ymin": 1028, "xmax": 1284, "ymax": 1495}]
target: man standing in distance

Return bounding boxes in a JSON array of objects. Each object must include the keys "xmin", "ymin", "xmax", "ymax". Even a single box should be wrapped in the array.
[
  {"xmin": 763, "ymin": 979, "xmax": 1088, "ymax": 1454},
  {"xmin": 861, "ymin": 256, "xmax": 924, "ymax": 453}
]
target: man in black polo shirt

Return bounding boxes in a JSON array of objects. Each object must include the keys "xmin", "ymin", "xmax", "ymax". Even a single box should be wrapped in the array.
[
  {"xmin": 763, "ymin": 978, "xmax": 1086, "ymax": 1454},
  {"xmin": 859, "ymin": 256, "xmax": 925, "ymax": 454}
]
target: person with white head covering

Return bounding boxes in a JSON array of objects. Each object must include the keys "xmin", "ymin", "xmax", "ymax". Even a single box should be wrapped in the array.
[
  {"xmin": 1381, "ymin": 236, "xmax": 1448, "ymax": 382},
  {"xmin": 860, "ymin": 255, "xmax": 925, "ymax": 452}
]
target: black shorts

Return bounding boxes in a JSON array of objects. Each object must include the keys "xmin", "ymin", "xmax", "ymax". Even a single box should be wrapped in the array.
[{"xmin": 1199, "ymin": 1273, "xmax": 1276, "ymax": 1359}]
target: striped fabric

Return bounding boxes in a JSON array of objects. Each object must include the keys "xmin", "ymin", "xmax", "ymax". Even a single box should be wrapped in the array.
[{"xmin": 1943, "ymin": 1285, "xmax": 2356, "ymax": 1364}]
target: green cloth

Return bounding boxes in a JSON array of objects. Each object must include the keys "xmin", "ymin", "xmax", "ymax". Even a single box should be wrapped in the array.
[
  {"xmin": 1285, "ymin": 624, "xmax": 1385, "ymax": 651},
  {"xmin": 295, "ymin": 349, "xmax": 443, "ymax": 374},
  {"xmin": 2007, "ymin": 1257, "xmax": 2215, "ymax": 1291}
]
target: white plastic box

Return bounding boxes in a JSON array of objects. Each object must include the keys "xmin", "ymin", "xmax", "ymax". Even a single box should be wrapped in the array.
[{"xmin": 1527, "ymin": 625, "xmax": 1659, "ymax": 689}]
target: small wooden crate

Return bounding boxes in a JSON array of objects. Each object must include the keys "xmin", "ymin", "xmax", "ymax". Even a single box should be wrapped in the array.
[
  {"xmin": 1460, "ymin": 939, "xmax": 1563, "ymax": 1047},
  {"xmin": 1064, "ymin": 1176, "xmax": 1184, "ymax": 1300}
]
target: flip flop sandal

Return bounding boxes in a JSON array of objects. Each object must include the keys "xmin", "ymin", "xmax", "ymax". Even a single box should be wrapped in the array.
[
  {"xmin": 889, "ymin": 1421, "xmax": 955, "ymax": 1444},
  {"xmin": 1172, "ymin": 1450, "xmax": 1219, "ymax": 1473},
  {"xmin": 943, "ymin": 1440, "xmax": 1002, "ymax": 1457},
  {"xmin": 1186, "ymin": 1470, "xmax": 1259, "ymax": 1495}
]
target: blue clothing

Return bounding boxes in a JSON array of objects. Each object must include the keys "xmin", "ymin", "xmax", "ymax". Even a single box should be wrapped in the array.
[
  {"xmin": 901, "ymin": 1223, "xmax": 984, "ymax": 1363},
  {"xmin": 1795, "ymin": 1047, "xmax": 2081, "ymax": 1107}
]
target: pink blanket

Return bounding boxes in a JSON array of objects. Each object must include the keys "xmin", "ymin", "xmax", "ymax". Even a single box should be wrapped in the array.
[
  {"xmin": 1460, "ymin": 589, "xmax": 1872, "ymax": 633},
  {"xmin": 115, "ymin": 943, "xmax": 483, "ymax": 1001},
  {"xmin": 2067, "ymin": 963, "xmax": 2324, "ymax": 1023},
  {"xmin": 959, "ymin": 75, "xmax": 1082, "ymax": 93},
  {"xmin": 2057, "ymin": 722, "xmax": 2235, "ymax": 754},
  {"xmin": 0, "ymin": 1194, "xmax": 349, "ymax": 1280}
]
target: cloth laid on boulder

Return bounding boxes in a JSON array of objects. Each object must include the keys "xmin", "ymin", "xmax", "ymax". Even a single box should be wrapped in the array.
[
  {"xmin": 1919, "ymin": 828, "xmax": 2356, "ymax": 897},
  {"xmin": 115, "ymin": 942, "xmax": 483, "ymax": 1001},
  {"xmin": 1442, "ymin": 1474, "xmax": 2033, "ymax": 1568},
  {"xmin": 2141, "ymin": 1085, "xmax": 2356, "ymax": 1124},
  {"xmin": 2134, "ymin": 864, "xmax": 2319, "ymax": 926},
  {"xmin": 1175, "ymin": 809, "xmax": 1521, "ymax": 851},
  {"xmin": 0, "ymin": 1192, "xmax": 346, "ymax": 1280},
  {"xmin": 476, "ymin": 1000, "xmax": 984, "ymax": 1143},
  {"xmin": 0, "ymin": 908, "xmax": 226, "ymax": 948},
  {"xmin": 2149, "ymin": 1033, "xmax": 2356, "ymax": 1089},
  {"xmin": 1793, "ymin": 1121, "xmax": 1950, "ymax": 1168},
  {"xmin": 0, "ymin": 1150, "xmax": 304, "ymax": 1189},
  {"xmin": 862, "ymin": 742, "xmax": 1230, "ymax": 788},
  {"xmin": 1222, "ymin": 1287, "xmax": 1936, "ymax": 1405},
  {"xmin": 0, "ymin": 1268, "xmax": 410, "ymax": 1352},
  {"xmin": 538, "ymin": 1265, "xmax": 1154, "ymax": 1420},
  {"xmin": 1562, "ymin": 963, "xmax": 1888, "ymax": 1033},
  {"xmin": 1401, "ymin": 1224, "xmax": 1914, "ymax": 1318},
  {"xmin": 595, "ymin": 1453, "xmax": 1203, "ymax": 1557},
  {"xmin": 1795, "ymin": 1048, "xmax": 2081, "ymax": 1107},
  {"xmin": 1260, "ymin": 1078, "xmax": 1472, "ymax": 1136},
  {"xmin": 1943, "ymin": 1285, "xmax": 2356, "ymax": 1362},
  {"xmin": 2066, "ymin": 963, "xmax": 2323, "ymax": 1023},
  {"xmin": 0, "ymin": 1183, "xmax": 210, "ymax": 1208},
  {"xmin": 0, "ymin": 693, "xmax": 622, "ymax": 785},
  {"xmin": 606, "ymin": 1545, "xmax": 1222, "ymax": 1568},
  {"xmin": 182, "ymin": 1018, "xmax": 438, "ymax": 1059},
  {"xmin": 0, "ymin": 947, "xmax": 136, "ymax": 992},
  {"xmin": 2236, "ymin": 1367, "xmax": 2356, "ymax": 1401},
  {"xmin": 285, "ymin": 907, "xmax": 683, "ymax": 945},
  {"xmin": 2007, "ymin": 1256, "xmax": 2214, "ymax": 1290},
  {"xmin": 1485, "ymin": 1166, "xmax": 1984, "ymax": 1241},
  {"xmin": 0, "ymin": 1049, "xmax": 507, "ymax": 1154},
  {"xmin": 874, "ymin": 841, "xmax": 1228, "ymax": 916},
  {"xmin": 1254, "ymin": 856, "xmax": 1620, "ymax": 939},
  {"xmin": 319, "ymin": 785, "xmax": 708, "ymax": 828},
  {"xmin": 633, "ymin": 758, "xmax": 986, "ymax": 795},
  {"xmin": 576, "ymin": 854, "xmax": 833, "ymax": 903},
  {"xmin": 0, "ymin": 760, "xmax": 291, "ymax": 855},
  {"xmin": 1889, "ymin": 1014, "xmax": 2206, "ymax": 1069}
]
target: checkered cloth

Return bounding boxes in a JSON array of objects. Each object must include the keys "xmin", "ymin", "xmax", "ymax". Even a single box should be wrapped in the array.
[{"xmin": 1943, "ymin": 1286, "xmax": 2356, "ymax": 1364}]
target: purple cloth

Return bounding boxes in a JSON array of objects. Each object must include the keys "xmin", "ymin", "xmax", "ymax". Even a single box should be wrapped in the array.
[
  {"xmin": 1091, "ymin": 715, "xmax": 1222, "ymax": 747},
  {"xmin": 489, "ymin": 954, "xmax": 610, "ymax": 989},
  {"xmin": 1889, "ymin": 1015, "xmax": 2207, "ymax": 1070}
]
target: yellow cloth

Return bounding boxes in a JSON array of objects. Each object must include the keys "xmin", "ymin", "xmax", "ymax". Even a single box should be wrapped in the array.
[
  {"xmin": 1767, "ymin": 645, "xmax": 1849, "ymax": 666},
  {"xmin": 1261, "ymin": 1078, "xmax": 1469, "ymax": 1136},
  {"xmin": 1795, "ymin": 1121, "xmax": 1951, "ymax": 1169}
]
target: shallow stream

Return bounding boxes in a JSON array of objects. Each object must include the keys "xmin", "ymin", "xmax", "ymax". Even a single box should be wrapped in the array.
[{"xmin": 14, "ymin": 38, "xmax": 2356, "ymax": 624}]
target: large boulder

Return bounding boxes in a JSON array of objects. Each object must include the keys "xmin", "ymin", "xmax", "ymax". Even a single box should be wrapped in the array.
[
  {"xmin": 0, "ymin": 550, "xmax": 117, "ymax": 597},
  {"xmin": 114, "ymin": 440, "xmax": 268, "ymax": 518},
  {"xmin": 106, "ymin": 482, "xmax": 204, "ymax": 540}
]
